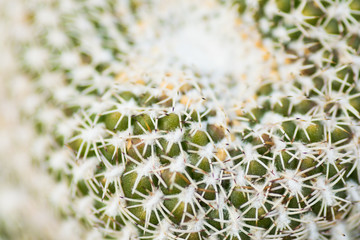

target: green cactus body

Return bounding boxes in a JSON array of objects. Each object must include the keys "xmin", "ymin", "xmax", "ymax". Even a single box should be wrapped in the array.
[{"xmin": 2, "ymin": 0, "xmax": 360, "ymax": 239}]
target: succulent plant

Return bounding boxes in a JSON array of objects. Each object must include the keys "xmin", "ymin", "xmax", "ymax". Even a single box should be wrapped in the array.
[{"xmin": 2, "ymin": 0, "xmax": 360, "ymax": 239}]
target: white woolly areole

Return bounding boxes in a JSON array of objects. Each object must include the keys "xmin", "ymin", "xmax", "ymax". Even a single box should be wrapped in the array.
[
  {"xmin": 198, "ymin": 143, "xmax": 215, "ymax": 160},
  {"xmin": 330, "ymin": 222, "xmax": 351, "ymax": 240},
  {"xmin": 49, "ymin": 149, "xmax": 71, "ymax": 171},
  {"xmin": 316, "ymin": 177, "xmax": 336, "ymax": 206},
  {"xmin": 164, "ymin": 128, "xmax": 183, "ymax": 146},
  {"xmin": 73, "ymin": 157, "xmax": 98, "ymax": 182},
  {"xmin": 143, "ymin": 155, "xmax": 161, "ymax": 175},
  {"xmin": 227, "ymin": 206, "xmax": 244, "ymax": 235},
  {"xmin": 117, "ymin": 224, "xmax": 139, "ymax": 240},
  {"xmin": 143, "ymin": 190, "xmax": 163, "ymax": 212},
  {"xmin": 233, "ymin": 168, "xmax": 247, "ymax": 187},
  {"xmin": 179, "ymin": 185, "xmax": 196, "ymax": 204},
  {"xmin": 75, "ymin": 196, "xmax": 93, "ymax": 219},
  {"xmin": 251, "ymin": 184, "xmax": 268, "ymax": 209},
  {"xmin": 80, "ymin": 123, "xmax": 106, "ymax": 142},
  {"xmin": 169, "ymin": 155, "xmax": 186, "ymax": 173},
  {"xmin": 274, "ymin": 204, "xmax": 290, "ymax": 230},
  {"xmin": 104, "ymin": 165, "xmax": 125, "ymax": 181},
  {"xmin": 243, "ymin": 143, "xmax": 259, "ymax": 162},
  {"xmin": 104, "ymin": 196, "xmax": 121, "ymax": 217},
  {"xmin": 302, "ymin": 214, "xmax": 321, "ymax": 240},
  {"xmin": 86, "ymin": 229, "xmax": 103, "ymax": 240},
  {"xmin": 153, "ymin": 220, "xmax": 171, "ymax": 240},
  {"xmin": 282, "ymin": 170, "xmax": 303, "ymax": 196},
  {"xmin": 204, "ymin": 166, "xmax": 221, "ymax": 187},
  {"xmin": 24, "ymin": 46, "xmax": 49, "ymax": 69},
  {"xmin": 50, "ymin": 183, "xmax": 70, "ymax": 209},
  {"xmin": 347, "ymin": 181, "xmax": 360, "ymax": 211},
  {"xmin": 186, "ymin": 212, "xmax": 206, "ymax": 232}
]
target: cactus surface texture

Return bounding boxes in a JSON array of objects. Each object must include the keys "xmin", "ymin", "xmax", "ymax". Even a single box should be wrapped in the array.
[{"xmin": 1, "ymin": 0, "xmax": 360, "ymax": 239}]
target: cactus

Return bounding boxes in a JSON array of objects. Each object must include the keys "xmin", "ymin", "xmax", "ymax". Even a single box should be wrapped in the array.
[{"xmin": 1, "ymin": 0, "xmax": 360, "ymax": 239}]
